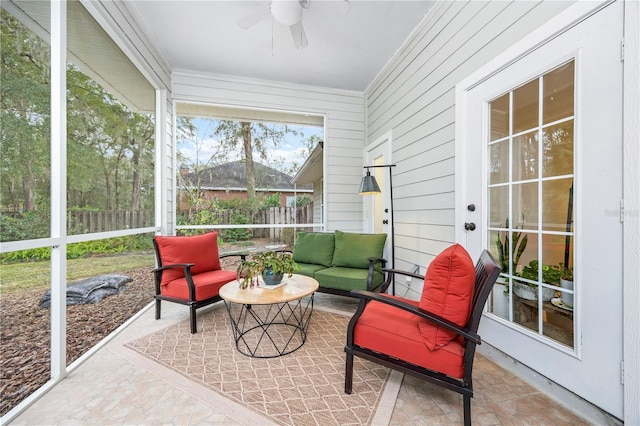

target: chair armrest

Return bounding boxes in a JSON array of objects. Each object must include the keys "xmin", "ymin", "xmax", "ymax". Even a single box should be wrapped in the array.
[
  {"xmin": 154, "ymin": 263, "xmax": 194, "ymax": 273},
  {"xmin": 350, "ymin": 289, "xmax": 481, "ymax": 344},
  {"xmin": 153, "ymin": 263, "xmax": 197, "ymax": 299},
  {"xmin": 220, "ymin": 252, "xmax": 248, "ymax": 260},
  {"xmin": 382, "ymin": 267, "xmax": 423, "ymax": 281}
]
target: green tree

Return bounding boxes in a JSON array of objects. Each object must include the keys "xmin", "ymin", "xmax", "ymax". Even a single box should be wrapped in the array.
[
  {"xmin": 0, "ymin": 11, "xmax": 51, "ymax": 214},
  {"xmin": 210, "ymin": 121, "xmax": 298, "ymax": 204}
]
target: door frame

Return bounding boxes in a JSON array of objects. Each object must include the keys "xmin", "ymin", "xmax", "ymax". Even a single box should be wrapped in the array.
[
  {"xmin": 454, "ymin": 1, "xmax": 639, "ymax": 423},
  {"xmin": 363, "ymin": 130, "xmax": 392, "ymax": 253}
]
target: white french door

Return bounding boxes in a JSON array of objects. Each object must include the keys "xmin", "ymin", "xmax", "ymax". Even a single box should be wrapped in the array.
[{"xmin": 460, "ymin": 2, "xmax": 623, "ymax": 418}]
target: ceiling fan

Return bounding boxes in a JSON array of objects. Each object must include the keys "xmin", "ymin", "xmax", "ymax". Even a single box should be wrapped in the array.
[{"xmin": 237, "ymin": 0, "xmax": 350, "ymax": 49}]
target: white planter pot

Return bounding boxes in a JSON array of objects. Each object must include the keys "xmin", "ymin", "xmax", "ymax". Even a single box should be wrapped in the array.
[
  {"xmin": 490, "ymin": 284, "xmax": 509, "ymax": 319},
  {"xmin": 514, "ymin": 281, "xmax": 555, "ymax": 301},
  {"xmin": 560, "ymin": 279, "xmax": 574, "ymax": 308}
]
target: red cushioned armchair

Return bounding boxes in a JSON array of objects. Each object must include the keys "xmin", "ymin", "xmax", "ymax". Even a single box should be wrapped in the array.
[
  {"xmin": 344, "ymin": 245, "xmax": 501, "ymax": 426},
  {"xmin": 153, "ymin": 232, "xmax": 246, "ymax": 333}
]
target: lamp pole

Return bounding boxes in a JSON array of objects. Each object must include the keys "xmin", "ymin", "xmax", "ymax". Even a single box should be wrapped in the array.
[{"xmin": 360, "ymin": 164, "xmax": 396, "ymax": 274}]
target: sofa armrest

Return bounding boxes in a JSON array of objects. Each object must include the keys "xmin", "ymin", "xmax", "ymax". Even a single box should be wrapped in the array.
[{"xmin": 366, "ymin": 256, "xmax": 388, "ymax": 292}]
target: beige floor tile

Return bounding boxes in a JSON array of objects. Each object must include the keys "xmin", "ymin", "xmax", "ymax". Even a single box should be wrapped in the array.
[{"xmin": 10, "ymin": 295, "xmax": 593, "ymax": 426}]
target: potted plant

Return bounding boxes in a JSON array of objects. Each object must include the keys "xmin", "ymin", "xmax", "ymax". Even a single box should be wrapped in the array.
[
  {"xmin": 236, "ymin": 251, "xmax": 298, "ymax": 288},
  {"xmin": 491, "ymin": 217, "xmax": 527, "ymax": 318},
  {"xmin": 559, "ymin": 266, "xmax": 574, "ymax": 308},
  {"xmin": 515, "ymin": 260, "xmax": 561, "ymax": 301}
]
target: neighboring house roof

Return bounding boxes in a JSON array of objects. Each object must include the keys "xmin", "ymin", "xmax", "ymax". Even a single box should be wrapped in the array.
[{"xmin": 181, "ymin": 160, "xmax": 312, "ymax": 192}]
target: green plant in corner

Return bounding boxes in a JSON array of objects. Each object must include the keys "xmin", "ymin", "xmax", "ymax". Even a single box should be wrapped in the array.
[
  {"xmin": 495, "ymin": 216, "xmax": 528, "ymax": 278},
  {"xmin": 518, "ymin": 260, "xmax": 563, "ymax": 286}
]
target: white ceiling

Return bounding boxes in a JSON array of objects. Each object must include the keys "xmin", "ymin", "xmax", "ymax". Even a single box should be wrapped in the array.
[{"xmin": 127, "ymin": 0, "xmax": 435, "ymax": 91}]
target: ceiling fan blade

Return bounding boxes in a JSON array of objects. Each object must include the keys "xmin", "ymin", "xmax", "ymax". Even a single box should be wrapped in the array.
[
  {"xmin": 289, "ymin": 21, "xmax": 308, "ymax": 49},
  {"xmin": 237, "ymin": 3, "xmax": 271, "ymax": 30}
]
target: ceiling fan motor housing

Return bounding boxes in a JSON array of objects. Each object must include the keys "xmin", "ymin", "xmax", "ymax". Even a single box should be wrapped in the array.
[{"xmin": 270, "ymin": 0, "xmax": 305, "ymax": 26}]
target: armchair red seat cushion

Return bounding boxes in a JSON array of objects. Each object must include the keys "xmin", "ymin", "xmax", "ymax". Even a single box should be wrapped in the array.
[
  {"xmin": 160, "ymin": 269, "xmax": 237, "ymax": 300},
  {"xmin": 353, "ymin": 296, "xmax": 465, "ymax": 378}
]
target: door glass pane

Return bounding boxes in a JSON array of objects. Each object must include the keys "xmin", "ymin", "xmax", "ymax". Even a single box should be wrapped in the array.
[
  {"xmin": 543, "ymin": 121, "xmax": 574, "ymax": 177},
  {"xmin": 542, "ymin": 178, "xmax": 574, "ymax": 232},
  {"xmin": 489, "ymin": 93, "xmax": 509, "ymax": 141},
  {"xmin": 488, "ymin": 185, "xmax": 508, "ymax": 228},
  {"xmin": 543, "ymin": 61, "xmax": 574, "ymax": 124},
  {"xmin": 513, "ymin": 182, "xmax": 538, "ymax": 230},
  {"xmin": 513, "ymin": 131, "xmax": 539, "ymax": 181},
  {"xmin": 513, "ymin": 79, "xmax": 539, "ymax": 133},
  {"xmin": 486, "ymin": 61, "xmax": 575, "ymax": 350},
  {"xmin": 488, "ymin": 140, "xmax": 509, "ymax": 184}
]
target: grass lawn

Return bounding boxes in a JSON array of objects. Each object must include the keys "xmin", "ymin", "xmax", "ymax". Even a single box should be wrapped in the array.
[{"xmin": 0, "ymin": 252, "xmax": 155, "ymax": 294}]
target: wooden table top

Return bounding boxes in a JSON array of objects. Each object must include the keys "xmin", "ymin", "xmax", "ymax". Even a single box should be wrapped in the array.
[{"xmin": 219, "ymin": 274, "xmax": 319, "ymax": 305}]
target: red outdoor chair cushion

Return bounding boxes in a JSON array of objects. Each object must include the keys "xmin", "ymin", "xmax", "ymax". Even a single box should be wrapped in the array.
[
  {"xmin": 353, "ymin": 295, "xmax": 465, "ymax": 378},
  {"xmin": 154, "ymin": 232, "xmax": 222, "ymax": 287},
  {"xmin": 418, "ymin": 244, "xmax": 476, "ymax": 350},
  {"xmin": 161, "ymin": 269, "xmax": 237, "ymax": 301}
]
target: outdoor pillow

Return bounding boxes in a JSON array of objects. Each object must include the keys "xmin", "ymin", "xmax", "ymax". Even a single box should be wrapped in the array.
[
  {"xmin": 155, "ymin": 232, "xmax": 222, "ymax": 286},
  {"xmin": 292, "ymin": 232, "xmax": 335, "ymax": 267},
  {"xmin": 418, "ymin": 243, "xmax": 476, "ymax": 351},
  {"xmin": 331, "ymin": 230, "xmax": 387, "ymax": 270}
]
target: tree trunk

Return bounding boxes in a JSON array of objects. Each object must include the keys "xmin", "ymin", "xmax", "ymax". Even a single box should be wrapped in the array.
[{"xmin": 241, "ymin": 121, "xmax": 256, "ymax": 201}]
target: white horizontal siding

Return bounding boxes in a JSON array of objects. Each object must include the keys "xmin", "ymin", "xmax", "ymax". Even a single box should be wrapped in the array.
[
  {"xmin": 366, "ymin": 0, "xmax": 574, "ymax": 289},
  {"xmin": 173, "ymin": 72, "xmax": 365, "ymax": 232}
]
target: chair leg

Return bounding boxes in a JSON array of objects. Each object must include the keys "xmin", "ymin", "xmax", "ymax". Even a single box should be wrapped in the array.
[
  {"xmin": 190, "ymin": 305, "xmax": 197, "ymax": 334},
  {"xmin": 155, "ymin": 298, "xmax": 161, "ymax": 320},
  {"xmin": 463, "ymin": 395, "xmax": 471, "ymax": 426},
  {"xmin": 345, "ymin": 352, "xmax": 354, "ymax": 394}
]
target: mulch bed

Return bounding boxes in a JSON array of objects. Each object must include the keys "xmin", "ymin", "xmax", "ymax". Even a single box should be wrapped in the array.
[{"xmin": 0, "ymin": 254, "xmax": 247, "ymax": 416}]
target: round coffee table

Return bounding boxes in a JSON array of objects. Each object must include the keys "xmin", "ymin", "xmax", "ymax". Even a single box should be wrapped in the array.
[{"xmin": 219, "ymin": 274, "xmax": 319, "ymax": 358}]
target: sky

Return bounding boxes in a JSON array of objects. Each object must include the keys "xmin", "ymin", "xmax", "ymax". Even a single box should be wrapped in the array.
[{"xmin": 177, "ymin": 117, "xmax": 323, "ymax": 175}]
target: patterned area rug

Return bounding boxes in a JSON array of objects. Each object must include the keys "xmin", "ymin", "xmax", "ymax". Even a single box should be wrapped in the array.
[{"xmin": 125, "ymin": 303, "xmax": 402, "ymax": 425}]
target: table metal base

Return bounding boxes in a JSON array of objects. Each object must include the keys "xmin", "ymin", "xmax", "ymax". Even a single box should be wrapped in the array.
[{"xmin": 223, "ymin": 295, "xmax": 314, "ymax": 358}]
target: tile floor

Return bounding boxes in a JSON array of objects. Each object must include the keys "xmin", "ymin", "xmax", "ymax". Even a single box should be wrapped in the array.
[{"xmin": 10, "ymin": 293, "xmax": 593, "ymax": 425}]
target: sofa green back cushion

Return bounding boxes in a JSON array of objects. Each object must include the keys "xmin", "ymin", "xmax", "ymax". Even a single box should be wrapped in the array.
[
  {"xmin": 292, "ymin": 232, "xmax": 335, "ymax": 267},
  {"xmin": 331, "ymin": 230, "xmax": 387, "ymax": 270}
]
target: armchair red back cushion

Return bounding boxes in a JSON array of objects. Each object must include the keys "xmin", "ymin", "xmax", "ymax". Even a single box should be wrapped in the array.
[
  {"xmin": 418, "ymin": 244, "xmax": 476, "ymax": 350},
  {"xmin": 154, "ymin": 232, "xmax": 222, "ymax": 286}
]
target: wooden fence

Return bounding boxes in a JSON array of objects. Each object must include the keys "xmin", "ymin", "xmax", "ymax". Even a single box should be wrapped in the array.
[
  {"xmin": 67, "ymin": 210, "xmax": 154, "ymax": 234},
  {"xmin": 67, "ymin": 204, "xmax": 313, "ymax": 240}
]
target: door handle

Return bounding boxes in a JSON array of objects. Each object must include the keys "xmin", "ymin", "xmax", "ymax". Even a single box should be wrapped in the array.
[{"xmin": 464, "ymin": 222, "xmax": 476, "ymax": 231}]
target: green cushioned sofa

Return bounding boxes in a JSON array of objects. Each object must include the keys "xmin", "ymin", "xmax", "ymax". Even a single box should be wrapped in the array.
[{"xmin": 289, "ymin": 230, "xmax": 390, "ymax": 297}]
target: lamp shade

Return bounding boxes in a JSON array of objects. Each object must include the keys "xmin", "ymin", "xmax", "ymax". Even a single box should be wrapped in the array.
[{"xmin": 359, "ymin": 171, "xmax": 381, "ymax": 195}]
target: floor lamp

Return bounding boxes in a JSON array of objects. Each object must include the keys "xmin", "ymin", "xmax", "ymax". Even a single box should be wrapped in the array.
[{"xmin": 359, "ymin": 164, "xmax": 396, "ymax": 293}]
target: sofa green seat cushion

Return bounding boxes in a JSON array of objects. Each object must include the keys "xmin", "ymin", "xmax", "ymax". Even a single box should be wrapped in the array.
[
  {"xmin": 314, "ymin": 266, "xmax": 384, "ymax": 292},
  {"xmin": 331, "ymin": 230, "xmax": 387, "ymax": 271},
  {"xmin": 292, "ymin": 232, "xmax": 335, "ymax": 267},
  {"xmin": 294, "ymin": 262, "xmax": 329, "ymax": 278}
]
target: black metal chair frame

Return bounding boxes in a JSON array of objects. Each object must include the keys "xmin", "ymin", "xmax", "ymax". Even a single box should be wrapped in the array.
[
  {"xmin": 344, "ymin": 250, "xmax": 501, "ymax": 426},
  {"xmin": 152, "ymin": 238, "xmax": 247, "ymax": 333}
]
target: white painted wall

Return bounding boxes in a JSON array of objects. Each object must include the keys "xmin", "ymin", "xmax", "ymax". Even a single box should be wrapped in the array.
[
  {"xmin": 364, "ymin": 0, "xmax": 639, "ymax": 423},
  {"xmin": 172, "ymin": 71, "xmax": 366, "ymax": 233},
  {"xmin": 364, "ymin": 0, "xmax": 573, "ymax": 299}
]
